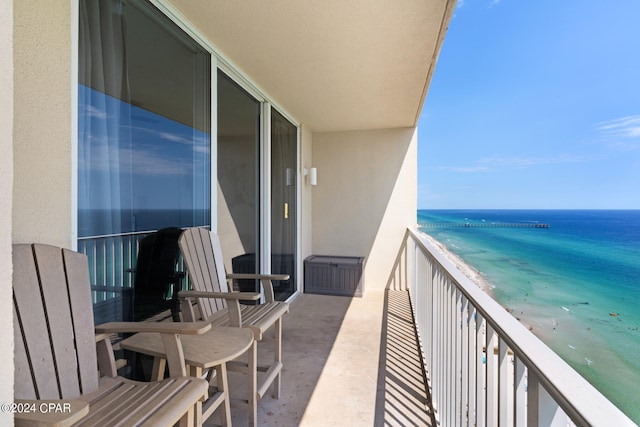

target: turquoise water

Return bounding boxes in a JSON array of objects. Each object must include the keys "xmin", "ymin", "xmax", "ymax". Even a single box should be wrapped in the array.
[{"xmin": 417, "ymin": 210, "xmax": 640, "ymax": 423}]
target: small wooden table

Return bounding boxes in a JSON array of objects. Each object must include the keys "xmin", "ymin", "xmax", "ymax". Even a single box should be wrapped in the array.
[{"xmin": 120, "ymin": 326, "xmax": 254, "ymax": 426}]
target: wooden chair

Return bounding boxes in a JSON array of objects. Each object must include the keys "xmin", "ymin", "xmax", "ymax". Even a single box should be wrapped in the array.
[
  {"xmin": 178, "ymin": 227, "xmax": 290, "ymax": 426},
  {"xmin": 13, "ymin": 243, "xmax": 212, "ymax": 426}
]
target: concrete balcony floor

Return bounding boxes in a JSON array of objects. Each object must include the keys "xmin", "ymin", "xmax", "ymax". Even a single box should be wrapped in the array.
[{"xmin": 213, "ymin": 289, "xmax": 435, "ymax": 426}]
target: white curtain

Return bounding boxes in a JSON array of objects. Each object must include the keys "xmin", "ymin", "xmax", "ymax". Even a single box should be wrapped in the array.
[{"xmin": 78, "ymin": 0, "xmax": 132, "ymax": 237}]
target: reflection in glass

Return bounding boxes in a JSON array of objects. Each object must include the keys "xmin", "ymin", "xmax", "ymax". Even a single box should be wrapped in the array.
[
  {"xmin": 78, "ymin": 0, "xmax": 210, "ymax": 323},
  {"xmin": 217, "ymin": 70, "xmax": 261, "ymax": 285},
  {"xmin": 78, "ymin": 86, "xmax": 210, "ymax": 237}
]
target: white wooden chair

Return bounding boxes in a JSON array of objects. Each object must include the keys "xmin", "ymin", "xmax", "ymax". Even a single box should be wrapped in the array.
[
  {"xmin": 178, "ymin": 227, "xmax": 290, "ymax": 426},
  {"xmin": 13, "ymin": 243, "xmax": 211, "ymax": 426}
]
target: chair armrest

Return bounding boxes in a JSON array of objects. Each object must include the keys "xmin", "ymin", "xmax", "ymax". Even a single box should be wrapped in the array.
[
  {"xmin": 14, "ymin": 399, "xmax": 89, "ymax": 427},
  {"xmin": 178, "ymin": 290, "xmax": 261, "ymax": 301},
  {"xmin": 95, "ymin": 332, "xmax": 111, "ymax": 342},
  {"xmin": 95, "ymin": 320, "xmax": 211, "ymax": 335},
  {"xmin": 226, "ymin": 273, "xmax": 289, "ymax": 303},
  {"xmin": 226, "ymin": 273, "xmax": 290, "ymax": 281},
  {"xmin": 178, "ymin": 290, "xmax": 260, "ymax": 327}
]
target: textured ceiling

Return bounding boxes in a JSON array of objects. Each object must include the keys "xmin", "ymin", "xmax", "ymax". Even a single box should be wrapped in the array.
[{"xmin": 169, "ymin": 0, "xmax": 456, "ymax": 132}]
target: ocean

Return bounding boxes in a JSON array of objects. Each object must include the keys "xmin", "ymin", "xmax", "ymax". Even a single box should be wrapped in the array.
[{"xmin": 417, "ymin": 209, "xmax": 640, "ymax": 423}]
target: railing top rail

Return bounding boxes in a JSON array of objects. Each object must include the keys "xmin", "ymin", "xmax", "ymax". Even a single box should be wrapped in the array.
[
  {"xmin": 407, "ymin": 226, "xmax": 635, "ymax": 426},
  {"xmin": 77, "ymin": 230, "xmax": 158, "ymax": 241}
]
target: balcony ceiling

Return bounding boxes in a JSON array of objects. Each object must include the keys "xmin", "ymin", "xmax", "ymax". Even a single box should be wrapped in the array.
[{"xmin": 170, "ymin": 0, "xmax": 456, "ymax": 132}]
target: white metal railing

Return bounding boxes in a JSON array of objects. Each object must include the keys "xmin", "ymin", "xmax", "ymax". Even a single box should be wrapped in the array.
[
  {"xmin": 77, "ymin": 231, "xmax": 152, "ymax": 304},
  {"xmin": 389, "ymin": 227, "xmax": 635, "ymax": 427}
]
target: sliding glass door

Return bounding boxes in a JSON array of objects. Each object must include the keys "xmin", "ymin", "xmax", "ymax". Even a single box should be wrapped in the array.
[
  {"xmin": 216, "ymin": 78, "xmax": 299, "ymax": 301},
  {"xmin": 217, "ymin": 70, "xmax": 261, "ymax": 280},
  {"xmin": 271, "ymin": 109, "xmax": 298, "ymax": 300}
]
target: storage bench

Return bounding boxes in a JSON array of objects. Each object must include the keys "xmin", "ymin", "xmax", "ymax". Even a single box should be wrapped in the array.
[{"xmin": 304, "ymin": 255, "xmax": 365, "ymax": 297}]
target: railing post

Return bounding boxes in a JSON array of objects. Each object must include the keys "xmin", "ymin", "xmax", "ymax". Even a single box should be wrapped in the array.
[
  {"xmin": 461, "ymin": 296, "xmax": 469, "ymax": 426},
  {"xmin": 528, "ymin": 372, "xmax": 540, "ymax": 426},
  {"xmin": 476, "ymin": 313, "xmax": 486, "ymax": 427},
  {"xmin": 455, "ymin": 288, "xmax": 463, "ymax": 427},
  {"xmin": 468, "ymin": 305, "xmax": 478, "ymax": 426},
  {"xmin": 445, "ymin": 277, "xmax": 453, "ymax": 424},
  {"xmin": 486, "ymin": 325, "xmax": 497, "ymax": 426},
  {"xmin": 537, "ymin": 380, "xmax": 568, "ymax": 427},
  {"xmin": 514, "ymin": 357, "xmax": 527, "ymax": 427},
  {"xmin": 498, "ymin": 337, "xmax": 512, "ymax": 427}
]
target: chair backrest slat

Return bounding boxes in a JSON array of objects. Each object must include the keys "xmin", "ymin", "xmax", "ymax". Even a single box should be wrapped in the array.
[
  {"xmin": 62, "ymin": 248, "xmax": 99, "ymax": 393},
  {"xmin": 179, "ymin": 228, "xmax": 229, "ymax": 320},
  {"xmin": 13, "ymin": 244, "xmax": 61, "ymax": 399},
  {"xmin": 13, "ymin": 244, "xmax": 99, "ymax": 401},
  {"xmin": 33, "ymin": 244, "xmax": 83, "ymax": 398},
  {"xmin": 13, "ymin": 304, "xmax": 37, "ymax": 399}
]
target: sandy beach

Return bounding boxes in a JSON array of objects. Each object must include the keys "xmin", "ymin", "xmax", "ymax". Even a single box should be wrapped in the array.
[
  {"xmin": 420, "ymin": 231, "xmax": 537, "ymax": 332},
  {"xmin": 420, "ymin": 232, "xmax": 495, "ymax": 295}
]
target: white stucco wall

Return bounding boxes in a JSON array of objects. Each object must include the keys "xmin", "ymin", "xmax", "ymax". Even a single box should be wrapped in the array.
[
  {"xmin": 13, "ymin": 0, "xmax": 73, "ymax": 248},
  {"xmin": 312, "ymin": 127, "xmax": 417, "ymax": 292},
  {"xmin": 1, "ymin": 0, "xmax": 14, "ymax": 424},
  {"xmin": 300, "ymin": 125, "xmax": 313, "ymax": 264}
]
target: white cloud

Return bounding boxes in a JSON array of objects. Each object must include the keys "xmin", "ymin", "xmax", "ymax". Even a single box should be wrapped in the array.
[
  {"xmin": 159, "ymin": 131, "xmax": 193, "ymax": 145},
  {"xmin": 435, "ymin": 153, "xmax": 592, "ymax": 174},
  {"xmin": 438, "ymin": 165, "xmax": 490, "ymax": 172},
  {"xmin": 193, "ymin": 144, "xmax": 210, "ymax": 154},
  {"xmin": 479, "ymin": 154, "xmax": 591, "ymax": 167},
  {"xmin": 80, "ymin": 145, "xmax": 192, "ymax": 176},
  {"xmin": 597, "ymin": 115, "xmax": 640, "ymax": 138},
  {"xmin": 126, "ymin": 125, "xmax": 210, "ymax": 153},
  {"xmin": 596, "ymin": 115, "xmax": 640, "ymax": 151},
  {"xmin": 84, "ymin": 104, "xmax": 108, "ymax": 119}
]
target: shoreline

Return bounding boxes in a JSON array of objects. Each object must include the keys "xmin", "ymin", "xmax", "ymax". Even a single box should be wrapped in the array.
[
  {"xmin": 420, "ymin": 232, "xmax": 495, "ymax": 295},
  {"xmin": 420, "ymin": 231, "xmax": 535, "ymax": 331}
]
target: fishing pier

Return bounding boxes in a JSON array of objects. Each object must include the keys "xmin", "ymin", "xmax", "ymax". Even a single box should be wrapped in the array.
[{"xmin": 420, "ymin": 222, "xmax": 550, "ymax": 229}]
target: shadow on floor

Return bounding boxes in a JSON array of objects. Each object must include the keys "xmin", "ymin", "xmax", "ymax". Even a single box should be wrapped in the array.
[
  {"xmin": 221, "ymin": 293, "xmax": 353, "ymax": 426},
  {"xmin": 215, "ymin": 290, "xmax": 434, "ymax": 426},
  {"xmin": 375, "ymin": 290, "xmax": 435, "ymax": 426}
]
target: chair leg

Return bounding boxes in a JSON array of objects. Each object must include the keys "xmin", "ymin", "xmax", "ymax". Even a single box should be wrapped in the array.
[
  {"xmin": 216, "ymin": 363, "xmax": 232, "ymax": 427},
  {"xmin": 177, "ymin": 406, "xmax": 195, "ymax": 427},
  {"xmin": 274, "ymin": 317, "xmax": 282, "ymax": 399},
  {"xmin": 195, "ymin": 400, "xmax": 202, "ymax": 427},
  {"xmin": 189, "ymin": 366, "xmax": 204, "ymax": 427},
  {"xmin": 151, "ymin": 357, "xmax": 166, "ymax": 382},
  {"xmin": 248, "ymin": 340, "xmax": 258, "ymax": 427}
]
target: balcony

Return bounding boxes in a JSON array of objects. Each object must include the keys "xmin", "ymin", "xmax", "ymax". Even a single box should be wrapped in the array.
[
  {"xmin": 218, "ymin": 227, "xmax": 634, "ymax": 426},
  {"xmin": 77, "ymin": 227, "xmax": 634, "ymax": 425}
]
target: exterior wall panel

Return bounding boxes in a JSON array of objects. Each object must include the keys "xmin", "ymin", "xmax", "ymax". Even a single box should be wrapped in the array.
[
  {"xmin": 300, "ymin": 125, "xmax": 313, "ymax": 263},
  {"xmin": 1, "ymin": 0, "xmax": 14, "ymax": 422},
  {"xmin": 312, "ymin": 128, "xmax": 417, "ymax": 292},
  {"xmin": 13, "ymin": 0, "xmax": 73, "ymax": 248}
]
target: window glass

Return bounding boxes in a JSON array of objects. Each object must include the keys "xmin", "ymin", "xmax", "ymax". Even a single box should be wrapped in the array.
[
  {"xmin": 78, "ymin": 0, "xmax": 210, "ymax": 322},
  {"xmin": 217, "ymin": 70, "xmax": 261, "ymax": 283},
  {"xmin": 271, "ymin": 109, "xmax": 298, "ymax": 300}
]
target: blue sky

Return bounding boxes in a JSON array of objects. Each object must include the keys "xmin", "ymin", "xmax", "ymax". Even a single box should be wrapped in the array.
[{"xmin": 418, "ymin": 0, "xmax": 640, "ymax": 209}]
